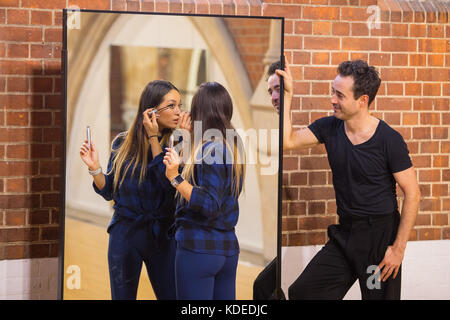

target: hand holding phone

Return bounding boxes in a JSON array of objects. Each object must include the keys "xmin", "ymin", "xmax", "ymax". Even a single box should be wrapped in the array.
[
  {"xmin": 80, "ymin": 125, "xmax": 100, "ymax": 171},
  {"xmin": 169, "ymin": 134, "xmax": 174, "ymax": 149}
]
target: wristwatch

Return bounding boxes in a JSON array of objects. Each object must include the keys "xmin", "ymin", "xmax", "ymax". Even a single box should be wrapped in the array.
[{"xmin": 171, "ymin": 174, "xmax": 184, "ymax": 188}]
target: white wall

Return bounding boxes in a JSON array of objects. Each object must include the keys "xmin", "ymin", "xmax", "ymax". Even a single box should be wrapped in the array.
[
  {"xmin": 282, "ymin": 240, "xmax": 450, "ymax": 300},
  {"xmin": 0, "ymin": 258, "xmax": 58, "ymax": 300}
]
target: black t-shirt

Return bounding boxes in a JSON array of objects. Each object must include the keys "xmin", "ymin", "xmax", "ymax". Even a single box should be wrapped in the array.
[{"xmin": 308, "ymin": 116, "xmax": 412, "ymax": 216}]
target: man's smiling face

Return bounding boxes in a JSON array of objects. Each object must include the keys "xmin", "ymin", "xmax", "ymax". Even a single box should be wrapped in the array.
[{"xmin": 267, "ymin": 73, "xmax": 280, "ymax": 114}]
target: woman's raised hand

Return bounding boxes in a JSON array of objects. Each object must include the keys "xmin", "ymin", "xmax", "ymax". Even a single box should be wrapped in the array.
[
  {"xmin": 163, "ymin": 147, "xmax": 181, "ymax": 181},
  {"xmin": 143, "ymin": 108, "xmax": 160, "ymax": 138},
  {"xmin": 179, "ymin": 111, "xmax": 191, "ymax": 131},
  {"xmin": 80, "ymin": 140, "xmax": 100, "ymax": 170}
]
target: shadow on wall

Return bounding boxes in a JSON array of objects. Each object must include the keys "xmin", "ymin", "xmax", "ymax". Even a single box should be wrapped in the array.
[{"xmin": 0, "ymin": 65, "xmax": 62, "ymax": 260}]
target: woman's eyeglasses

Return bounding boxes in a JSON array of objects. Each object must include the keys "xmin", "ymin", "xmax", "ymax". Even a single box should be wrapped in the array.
[{"xmin": 148, "ymin": 103, "xmax": 184, "ymax": 116}]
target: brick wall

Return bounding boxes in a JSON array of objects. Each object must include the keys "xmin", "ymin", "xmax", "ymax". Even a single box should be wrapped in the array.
[
  {"xmin": 0, "ymin": 0, "xmax": 64, "ymax": 260},
  {"xmin": 224, "ymin": 18, "xmax": 271, "ymax": 90},
  {"xmin": 0, "ymin": 0, "xmax": 448, "ymax": 261},
  {"xmin": 279, "ymin": 0, "xmax": 450, "ymax": 246}
]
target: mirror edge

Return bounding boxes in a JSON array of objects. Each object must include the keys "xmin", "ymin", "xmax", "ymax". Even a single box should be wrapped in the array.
[
  {"xmin": 276, "ymin": 17, "xmax": 285, "ymax": 300},
  {"xmin": 58, "ymin": 8, "xmax": 68, "ymax": 301}
]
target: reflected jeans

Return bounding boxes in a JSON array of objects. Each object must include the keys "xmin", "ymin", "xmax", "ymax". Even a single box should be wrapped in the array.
[{"xmin": 108, "ymin": 219, "xmax": 176, "ymax": 300}]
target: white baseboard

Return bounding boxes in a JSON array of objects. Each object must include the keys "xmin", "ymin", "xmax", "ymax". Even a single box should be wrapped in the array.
[
  {"xmin": 0, "ymin": 258, "xmax": 58, "ymax": 300},
  {"xmin": 282, "ymin": 240, "xmax": 450, "ymax": 300}
]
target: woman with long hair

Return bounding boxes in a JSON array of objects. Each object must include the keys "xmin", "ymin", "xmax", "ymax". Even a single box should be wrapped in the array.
[
  {"xmin": 79, "ymin": 80, "xmax": 190, "ymax": 300},
  {"xmin": 163, "ymin": 82, "xmax": 245, "ymax": 300}
]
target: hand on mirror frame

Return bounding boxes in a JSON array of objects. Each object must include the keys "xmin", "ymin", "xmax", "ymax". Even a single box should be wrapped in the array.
[
  {"xmin": 143, "ymin": 108, "xmax": 160, "ymax": 137},
  {"xmin": 80, "ymin": 139, "xmax": 100, "ymax": 171},
  {"xmin": 163, "ymin": 147, "xmax": 181, "ymax": 180},
  {"xmin": 179, "ymin": 111, "xmax": 191, "ymax": 132},
  {"xmin": 275, "ymin": 53, "xmax": 294, "ymax": 98}
]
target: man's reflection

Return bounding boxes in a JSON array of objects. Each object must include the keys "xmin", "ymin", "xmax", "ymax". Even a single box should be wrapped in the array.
[{"xmin": 253, "ymin": 60, "xmax": 286, "ymax": 300}]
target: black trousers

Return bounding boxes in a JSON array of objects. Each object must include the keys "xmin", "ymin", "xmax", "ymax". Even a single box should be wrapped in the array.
[
  {"xmin": 253, "ymin": 257, "xmax": 286, "ymax": 300},
  {"xmin": 288, "ymin": 211, "xmax": 401, "ymax": 300},
  {"xmin": 253, "ymin": 257, "xmax": 276, "ymax": 300}
]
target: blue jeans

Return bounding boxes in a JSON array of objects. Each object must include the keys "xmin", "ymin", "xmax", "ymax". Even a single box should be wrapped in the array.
[
  {"xmin": 175, "ymin": 246, "xmax": 239, "ymax": 300},
  {"xmin": 108, "ymin": 219, "xmax": 176, "ymax": 300}
]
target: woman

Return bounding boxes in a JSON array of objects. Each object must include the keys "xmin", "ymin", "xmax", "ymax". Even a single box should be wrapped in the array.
[
  {"xmin": 163, "ymin": 82, "xmax": 245, "ymax": 300},
  {"xmin": 79, "ymin": 80, "xmax": 191, "ymax": 300}
]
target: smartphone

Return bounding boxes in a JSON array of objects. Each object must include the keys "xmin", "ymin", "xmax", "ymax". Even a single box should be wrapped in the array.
[
  {"xmin": 86, "ymin": 126, "xmax": 91, "ymax": 150},
  {"xmin": 169, "ymin": 134, "xmax": 174, "ymax": 149}
]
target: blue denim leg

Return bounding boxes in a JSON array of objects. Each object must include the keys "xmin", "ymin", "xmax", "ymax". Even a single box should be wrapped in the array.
[{"xmin": 175, "ymin": 246, "xmax": 238, "ymax": 300}]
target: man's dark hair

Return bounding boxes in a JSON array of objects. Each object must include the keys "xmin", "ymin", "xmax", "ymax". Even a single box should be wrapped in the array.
[
  {"xmin": 267, "ymin": 60, "xmax": 281, "ymax": 78},
  {"xmin": 337, "ymin": 60, "xmax": 381, "ymax": 107}
]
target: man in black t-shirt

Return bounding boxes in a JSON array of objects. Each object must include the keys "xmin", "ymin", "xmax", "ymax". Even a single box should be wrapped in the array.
[{"xmin": 277, "ymin": 59, "xmax": 421, "ymax": 300}]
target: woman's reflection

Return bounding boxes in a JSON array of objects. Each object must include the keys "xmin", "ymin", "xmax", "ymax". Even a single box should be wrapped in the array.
[{"xmin": 78, "ymin": 80, "xmax": 190, "ymax": 300}]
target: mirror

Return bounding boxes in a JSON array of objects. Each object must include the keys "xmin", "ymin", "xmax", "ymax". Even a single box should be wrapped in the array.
[{"xmin": 61, "ymin": 10, "xmax": 283, "ymax": 299}]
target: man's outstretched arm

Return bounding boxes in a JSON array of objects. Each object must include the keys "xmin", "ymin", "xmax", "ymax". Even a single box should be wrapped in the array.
[{"xmin": 277, "ymin": 58, "xmax": 320, "ymax": 151}]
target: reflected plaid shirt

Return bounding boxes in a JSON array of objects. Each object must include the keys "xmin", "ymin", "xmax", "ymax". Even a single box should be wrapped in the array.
[
  {"xmin": 174, "ymin": 141, "xmax": 243, "ymax": 256},
  {"xmin": 93, "ymin": 133, "xmax": 175, "ymax": 235}
]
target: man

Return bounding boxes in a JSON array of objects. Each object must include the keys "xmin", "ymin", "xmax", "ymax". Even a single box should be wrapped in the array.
[
  {"xmin": 277, "ymin": 59, "xmax": 421, "ymax": 299},
  {"xmin": 252, "ymin": 60, "xmax": 285, "ymax": 300},
  {"xmin": 267, "ymin": 60, "xmax": 282, "ymax": 114}
]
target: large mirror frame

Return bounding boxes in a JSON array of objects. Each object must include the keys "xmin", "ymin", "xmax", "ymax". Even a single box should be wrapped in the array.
[{"xmin": 59, "ymin": 9, "xmax": 284, "ymax": 300}]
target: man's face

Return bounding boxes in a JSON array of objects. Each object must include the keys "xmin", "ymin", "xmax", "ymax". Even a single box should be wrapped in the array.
[
  {"xmin": 267, "ymin": 73, "xmax": 280, "ymax": 114},
  {"xmin": 331, "ymin": 75, "xmax": 362, "ymax": 120}
]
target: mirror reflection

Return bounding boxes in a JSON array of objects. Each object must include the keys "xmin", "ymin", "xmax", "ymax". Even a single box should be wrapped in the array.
[{"xmin": 64, "ymin": 11, "xmax": 282, "ymax": 299}]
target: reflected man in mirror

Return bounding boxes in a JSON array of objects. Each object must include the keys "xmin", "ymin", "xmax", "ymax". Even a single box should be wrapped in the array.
[{"xmin": 252, "ymin": 60, "xmax": 286, "ymax": 300}]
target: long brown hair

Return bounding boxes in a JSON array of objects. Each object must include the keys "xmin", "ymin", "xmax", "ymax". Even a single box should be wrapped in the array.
[
  {"xmin": 108, "ymin": 80, "xmax": 179, "ymax": 192},
  {"xmin": 181, "ymin": 82, "xmax": 245, "ymax": 198}
]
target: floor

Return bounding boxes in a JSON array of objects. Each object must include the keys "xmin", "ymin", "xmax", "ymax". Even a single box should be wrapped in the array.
[{"xmin": 63, "ymin": 217, "xmax": 263, "ymax": 300}]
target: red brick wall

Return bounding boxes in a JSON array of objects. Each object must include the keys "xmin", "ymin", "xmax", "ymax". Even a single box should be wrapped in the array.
[
  {"xmin": 224, "ymin": 18, "xmax": 271, "ymax": 90},
  {"xmin": 0, "ymin": 0, "xmax": 448, "ymax": 260},
  {"xmin": 0, "ymin": 0, "xmax": 64, "ymax": 259},
  {"xmin": 279, "ymin": 0, "xmax": 450, "ymax": 246}
]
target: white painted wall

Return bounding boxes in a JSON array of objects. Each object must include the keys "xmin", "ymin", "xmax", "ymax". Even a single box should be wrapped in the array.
[
  {"xmin": 282, "ymin": 240, "xmax": 450, "ymax": 300},
  {"xmin": 0, "ymin": 258, "xmax": 58, "ymax": 300}
]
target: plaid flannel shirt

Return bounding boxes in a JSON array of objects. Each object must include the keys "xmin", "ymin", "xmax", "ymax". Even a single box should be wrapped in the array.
[
  {"xmin": 93, "ymin": 133, "xmax": 175, "ymax": 243},
  {"xmin": 174, "ymin": 141, "xmax": 243, "ymax": 256}
]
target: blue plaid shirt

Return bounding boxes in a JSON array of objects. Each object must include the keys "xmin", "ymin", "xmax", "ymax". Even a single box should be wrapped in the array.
[
  {"xmin": 93, "ymin": 133, "xmax": 175, "ymax": 245},
  {"xmin": 174, "ymin": 141, "xmax": 243, "ymax": 256}
]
